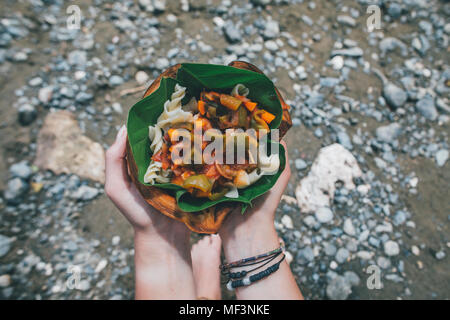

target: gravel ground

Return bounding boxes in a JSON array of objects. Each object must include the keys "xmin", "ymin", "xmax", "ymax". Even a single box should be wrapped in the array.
[{"xmin": 0, "ymin": 0, "xmax": 449, "ymax": 300}]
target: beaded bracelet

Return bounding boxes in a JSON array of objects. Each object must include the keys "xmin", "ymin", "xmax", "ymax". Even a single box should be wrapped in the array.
[
  {"xmin": 226, "ymin": 254, "xmax": 286, "ymax": 291},
  {"xmin": 220, "ymin": 245, "xmax": 284, "ymax": 271},
  {"xmin": 224, "ymin": 251, "xmax": 282, "ymax": 281}
]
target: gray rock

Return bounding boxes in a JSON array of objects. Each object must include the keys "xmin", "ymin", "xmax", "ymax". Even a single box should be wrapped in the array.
[
  {"xmin": 263, "ymin": 20, "xmax": 279, "ymax": 39},
  {"xmin": 70, "ymin": 185, "xmax": 99, "ymax": 201},
  {"xmin": 435, "ymin": 149, "xmax": 448, "ymax": 167},
  {"xmin": 379, "ymin": 37, "xmax": 407, "ymax": 57},
  {"xmin": 337, "ymin": 131, "xmax": 353, "ymax": 150},
  {"xmin": 335, "ymin": 248, "xmax": 350, "ymax": 263},
  {"xmin": 376, "ymin": 123, "xmax": 402, "ymax": 143},
  {"xmin": 326, "ymin": 275, "xmax": 352, "ymax": 300},
  {"xmin": 384, "ymin": 240, "xmax": 400, "ymax": 256},
  {"xmin": 223, "ymin": 21, "xmax": 242, "ymax": 43},
  {"xmin": 296, "ymin": 247, "xmax": 314, "ymax": 265},
  {"xmin": 18, "ymin": 104, "xmax": 37, "ymax": 125},
  {"xmin": 68, "ymin": 50, "xmax": 87, "ymax": 66},
  {"xmin": 109, "ymin": 75, "xmax": 124, "ymax": 87},
  {"xmin": 9, "ymin": 161, "xmax": 33, "ymax": 179},
  {"xmin": 0, "ymin": 235, "xmax": 13, "ymax": 258},
  {"xmin": 343, "ymin": 218, "xmax": 356, "ymax": 236},
  {"xmin": 330, "ymin": 47, "xmax": 363, "ymax": 58},
  {"xmin": 343, "ymin": 271, "xmax": 360, "ymax": 286},
  {"xmin": 4, "ymin": 178, "xmax": 29, "ymax": 204},
  {"xmin": 324, "ymin": 243, "xmax": 337, "ymax": 256},
  {"xmin": 38, "ymin": 86, "xmax": 53, "ymax": 104},
  {"xmin": 295, "ymin": 159, "xmax": 307, "ymax": 170},
  {"xmin": 416, "ymin": 96, "xmax": 438, "ymax": 121},
  {"xmin": 337, "ymin": 15, "xmax": 356, "ymax": 27},
  {"xmin": 435, "ymin": 250, "xmax": 446, "ymax": 260},
  {"xmin": 315, "ymin": 207, "xmax": 334, "ymax": 223},
  {"xmin": 383, "ymin": 83, "xmax": 407, "ymax": 110}
]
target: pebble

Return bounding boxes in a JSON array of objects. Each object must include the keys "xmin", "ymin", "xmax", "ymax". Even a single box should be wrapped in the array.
[
  {"xmin": 383, "ymin": 83, "xmax": 407, "ymax": 110},
  {"xmin": 435, "ymin": 251, "xmax": 445, "ymax": 260},
  {"xmin": 109, "ymin": 75, "xmax": 124, "ymax": 87},
  {"xmin": 4, "ymin": 178, "xmax": 29, "ymax": 204},
  {"xmin": 0, "ymin": 235, "xmax": 13, "ymax": 258},
  {"xmin": 223, "ymin": 21, "xmax": 241, "ymax": 43},
  {"xmin": 343, "ymin": 218, "xmax": 356, "ymax": 236},
  {"xmin": 294, "ymin": 159, "xmax": 307, "ymax": 170},
  {"xmin": 9, "ymin": 161, "xmax": 33, "ymax": 179},
  {"xmin": 18, "ymin": 104, "xmax": 37, "ymax": 125},
  {"xmin": 38, "ymin": 86, "xmax": 53, "ymax": 104},
  {"xmin": 416, "ymin": 96, "xmax": 438, "ymax": 121},
  {"xmin": 435, "ymin": 149, "xmax": 448, "ymax": 167},
  {"xmin": 315, "ymin": 207, "xmax": 334, "ymax": 224},
  {"xmin": 70, "ymin": 185, "xmax": 99, "ymax": 201},
  {"xmin": 326, "ymin": 275, "xmax": 352, "ymax": 300},
  {"xmin": 376, "ymin": 123, "xmax": 402, "ymax": 143},
  {"xmin": 0, "ymin": 275, "xmax": 11, "ymax": 288},
  {"xmin": 335, "ymin": 248, "xmax": 350, "ymax": 263},
  {"xmin": 384, "ymin": 240, "xmax": 400, "ymax": 256}
]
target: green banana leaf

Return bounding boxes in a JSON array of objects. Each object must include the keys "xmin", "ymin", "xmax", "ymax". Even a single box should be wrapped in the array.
[{"xmin": 126, "ymin": 63, "xmax": 285, "ymax": 213}]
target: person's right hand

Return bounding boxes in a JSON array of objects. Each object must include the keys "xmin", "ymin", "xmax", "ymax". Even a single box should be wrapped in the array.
[{"xmin": 105, "ymin": 125, "xmax": 189, "ymax": 238}]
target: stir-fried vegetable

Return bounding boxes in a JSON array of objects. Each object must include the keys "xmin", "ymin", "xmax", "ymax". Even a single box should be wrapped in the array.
[
  {"xmin": 183, "ymin": 174, "xmax": 213, "ymax": 194},
  {"xmin": 220, "ymin": 94, "xmax": 242, "ymax": 111}
]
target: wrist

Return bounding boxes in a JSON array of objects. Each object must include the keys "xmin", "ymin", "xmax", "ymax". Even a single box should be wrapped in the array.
[{"xmin": 220, "ymin": 221, "xmax": 279, "ymax": 262}]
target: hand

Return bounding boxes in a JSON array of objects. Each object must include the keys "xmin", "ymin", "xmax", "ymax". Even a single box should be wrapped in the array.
[
  {"xmin": 218, "ymin": 140, "xmax": 302, "ymax": 299},
  {"xmin": 219, "ymin": 140, "xmax": 291, "ymax": 241},
  {"xmin": 105, "ymin": 125, "xmax": 189, "ymax": 238},
  {"xmin": 105, "ymin": 125, "xmax": 196, "ymax": 299}
]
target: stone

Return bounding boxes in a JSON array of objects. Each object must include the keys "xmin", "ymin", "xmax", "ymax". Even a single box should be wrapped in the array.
[
  {"xmin": 315, "ymin": 207, "xmax": 334, "ymax": 224},
  {"xmin": 296, "ymin": 144, "xmax": 362, "ymax": 213},
  {"xmin": 435, "ymin": 250, "xmax": 445, "ymax": 260},
  {"xmin": 223, "ymin": 21, "xmax": 241, "ymax": 43},
  {"xmin": 416, "ymin": 96, "xmax": 438, "ymax": 121},
  {"xmin": 0, "ymin": 235, "xmax": 13, "ymax": 258},
  {"xmin": 0, "ymin": 274, "xmax": 11, "ymax": 288},
  {"xmin": 294, "ymin": 159, "xmax": 307, "ymax": 170},
  {"xmin": 376, "ymin": 123, "xmax": 402, "ymax": 143},
  {"xmin": 281, "ymin": 215, "xmax": 294, "ymax": 229},
  {"xmin": 109, "ymin": 75, "xmax": 124, "ymax": 87},
  {"xmin": 330, "ymin": 47, "xmax": 363, "ymax": 58},
  {"xmin": 383, "ymin": 83, "xmax": 407, "ymax": 110},
  {"xmin": 38, "ymin": 86, "xmax": 53, "ymax": 104},
  {"xmin": 296, "ymin": 247, "xmax": 314, "ymax": 265},
  {"xmin": 9, "ymin": 161, "xmax": 33, "ymax": 179},
  {"xmin": 343, "ymin": 218, "xmax": 356, "ymax": 236},
  {"xmin": 263, "ymin": 20, "xmax": 279, "ymax": 39},
  {"xmin": 4, "ymin": 178, "xmax": 28, "ymax": 205},
  {"xmin": 18, "ymin": 104, "xmax": 37, "ymax": 125},
  {"xmin": 337, "ymin": 15, "xmax": 356, "ymax": 27},
  {"xmin": 326, "ymin": 275, "xmax": 352, "ymax": 300},
  {"xmin": 71, "ymin": 185, "xmax": 99, "ymax": 201},
  {"xmin": 68, "ymin": 50, "xmax": 87, "ymax": 66},
  {"xmin": 335, "ymin": 248, "xmax": 350, "ymax": 263},
  {"xmin": 384, "ymin": 240, "xmax": 400, "ymax": 256},
  {"xmin": 435, "ymin": 149, "xmax": 448, "ymax": 167},
  {"xmin": 34, "ymin": 111, "xmax": 105, "ymax": 183}
]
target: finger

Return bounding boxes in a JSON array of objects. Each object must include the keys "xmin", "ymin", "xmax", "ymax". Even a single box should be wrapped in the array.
[{"xmin": 105, "ymin": 125, "xmax": 130, "ymax": 199}]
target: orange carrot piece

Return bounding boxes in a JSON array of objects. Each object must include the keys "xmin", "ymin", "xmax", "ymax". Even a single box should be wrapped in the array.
[
  {"xmin": 198, "ymin": 100, "xmax": 206, "ymax": 115},
  {"xmin": 244, "ymin": 101, "xmax": 257, "ymax": 112},
  {"xmin": 261, "ymin": 110, "xmax": 276, "ymax": 124}
]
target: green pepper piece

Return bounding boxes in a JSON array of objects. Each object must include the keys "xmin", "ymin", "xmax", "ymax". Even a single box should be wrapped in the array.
[{"xmin": 208, "ymin": 187, "xmax": 229, "ymax": 201}]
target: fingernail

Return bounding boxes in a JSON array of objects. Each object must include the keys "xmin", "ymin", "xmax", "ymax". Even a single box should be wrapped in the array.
[{"xmin": 116, "ymin": 125, "xmax": 126, "ymax": 141}]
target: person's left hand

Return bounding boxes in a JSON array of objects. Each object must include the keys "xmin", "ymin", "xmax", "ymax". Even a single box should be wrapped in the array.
[{"xmin": 105, "ymin": 125, "xmax": 188, "ymax": 237}]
